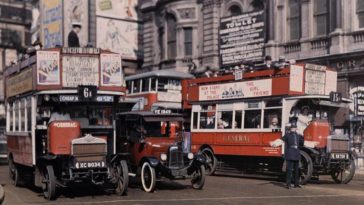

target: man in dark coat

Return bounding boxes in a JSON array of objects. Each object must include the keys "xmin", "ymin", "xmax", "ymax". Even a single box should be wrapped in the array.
[
  {"xmin": 68, "ymin": 22, "xmax": 81, "ymax": 47},
  {"xmin": 282, "ymin": 123, "xmax": 304, "ymax": 189}
]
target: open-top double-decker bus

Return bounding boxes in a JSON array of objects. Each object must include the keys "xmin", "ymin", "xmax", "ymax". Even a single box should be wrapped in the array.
[
  {"xmin": 125, "ymin": 70, "xmax": 194, "ymax": 113},
  {"xmin": 183, "ymin": 63, "xmax": 355, "ymax": 184},
  {"xmin": 5, "ymin": 47, "xmax": 134, "ymax": 200}
]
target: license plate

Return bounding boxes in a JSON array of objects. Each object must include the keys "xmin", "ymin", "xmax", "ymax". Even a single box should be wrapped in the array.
[
  {"xmin": 331, "ymin": 153, "xmax": 348, "ymax": 159},
  {"xmin": 75, "ymin": 161, "xmax": 105, "ymax": 169}
]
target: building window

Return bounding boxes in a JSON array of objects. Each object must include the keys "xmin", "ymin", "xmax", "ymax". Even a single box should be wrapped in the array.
[
  {"xmin": 314, "ymin": 0, "xmax": 329, "ymax": 35},
  {"xmin": 287, "ymin": 0, "xmax": 301, "ymax": 40},
  {"xmin": 158, "ymin": 28, "xmax": 165, "ymax": 60},
  {"xmin": 228, "ymin": 5, "xmax": 242, "ymax": 16},
  {"xmin": 184, "ymin": 27, "xmax": 193, "ymax": 56},
  {"xmin": 167, "ymin": 14, "xmax": 177, "ymax": 59},
  {"xmin": 357, "ymin": 0, "xmax": 364, "ymax": 28}
]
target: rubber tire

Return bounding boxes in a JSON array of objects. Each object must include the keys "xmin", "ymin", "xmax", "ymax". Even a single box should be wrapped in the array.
[
  {"xmin": 141, "ymin": 162, "xmax": 156, "ymax": 193},
  {"xmin": 201, "ymin": 148, "xmax": 217, "ymax": 175},
  {"xmin": 299, "ymin": 151, "xmax": 313, "ymax": 185},
  {"xmin": 191, "ymin": 165, "xmax": 206, "ymax": 190},
  {"xmin": 330, "ymin": 159, "xmax": 356, "ymax": 184},
  {"xmin": 114, "ymin": 160, "xmax": 129, "ymax": 196},
  {"xmin": 0, "ymin": 184, "xmax": 4, "ymax": 204},
  {"xmin": 9, "ymin": 158, "xmax": 23, "ymax": 187},
  {"xmin": 42, "ymin": 165, "xmax": 56, "ymax": 201}
]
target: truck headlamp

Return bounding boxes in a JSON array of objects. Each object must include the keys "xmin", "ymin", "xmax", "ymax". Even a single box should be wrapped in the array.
[{"xmin": 160, "ymin": 153, "xmax": 167, "ymax": 161}]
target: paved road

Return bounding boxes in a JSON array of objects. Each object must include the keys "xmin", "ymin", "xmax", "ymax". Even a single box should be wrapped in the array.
[{"xmin": 1, "ymin": 164, "xmax": 364, "ymax": 205}]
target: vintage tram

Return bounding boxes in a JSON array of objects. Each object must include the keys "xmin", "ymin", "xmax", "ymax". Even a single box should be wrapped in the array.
[
  {"xmin": 116, "ymin": 111, "xmax": 206, "ymax": 192},
  {"xmin": 5, "ymin": 48, "xmax": 133, "ymax": 200},
  {"xmin": 183, "ymin": 63, "xmax": 355, "ymax": 184}
]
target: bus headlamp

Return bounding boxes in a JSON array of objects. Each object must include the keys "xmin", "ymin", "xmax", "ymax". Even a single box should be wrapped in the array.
[{"xmin": 188, "ymin": 153, "xmax": 194, "ymax": 160}]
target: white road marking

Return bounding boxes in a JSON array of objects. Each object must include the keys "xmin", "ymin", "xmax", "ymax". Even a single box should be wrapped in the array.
[{"xmin": 27, "ymin": 193, "xmax": 364, "ymax": 205}]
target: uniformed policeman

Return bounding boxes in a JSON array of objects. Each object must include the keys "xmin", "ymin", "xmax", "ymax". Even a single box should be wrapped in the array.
[
  {"xmin": 282, "ymin": 123, "xmax": 304, "ymax": 189},
  {"xmin": 68, "ymin": 22, "xmax": 81, "ymax": 47}
]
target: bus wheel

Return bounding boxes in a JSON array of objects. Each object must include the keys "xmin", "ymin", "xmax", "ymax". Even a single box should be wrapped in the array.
[
  {"xmin": 42, "ymin": 165, "xmax": 56, "ymax": 200},
  {"xmin": 9, "ymin": 158, "xmax": 23, "ymax": 187},
  {"xmin": 114, "ymin": 160, "xmax": 129, "ymax": 196},
  {"xmin": 330, "ymin": 159, "xmax": 355, "ymax": 184},
  {"xmin": 141, "ymin": 162, "xmax": 156, "ymax": 193},
  {"xmin": 201, "ymin": 148, "xmax": 217, "ymax": 175},
  {"xmin": 299, "ymin": 151, "xmax": 313, "ymax": 185},
  {"xmin": 191, "ymin": 165, "xmax": 206, "ymax": 190}
]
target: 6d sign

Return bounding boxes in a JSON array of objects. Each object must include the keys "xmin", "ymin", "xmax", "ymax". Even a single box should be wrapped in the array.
[{"xmin": 78, "ymin": 86, "xmax": 97, "ymax": 101}]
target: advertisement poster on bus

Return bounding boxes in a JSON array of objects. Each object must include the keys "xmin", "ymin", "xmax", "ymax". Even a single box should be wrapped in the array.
[
  {"xmin": 96, "ymin": 17, "xmax": 143, "ymax": 60},
  {"xmin": 95, "ymin": 0, "xmax": 139, "ymax": 21},
  {"xmin": 62, "ymin": 56, "xmax": 99, "ymax": 87},
  {"xmin": 40, "ymin": 0, "xmax": 63, "ymax": 48},
  {"xmin": 36, "ymin": 51, "xmax": 60, "ymax": 85},
  {"xmin": 63, "ymin": 0, "xmax": 89, "ymax": 47},
  {"xmin": 219, "ymin": 10, "xmax": 265, "ymax": 67},
  {"xmin": 199, "ymin": 79, "xmax": 272, "ymax": 101},
  {"xmin": 100, "ymin": 53, "xmax": 123, "ymax": 86}
]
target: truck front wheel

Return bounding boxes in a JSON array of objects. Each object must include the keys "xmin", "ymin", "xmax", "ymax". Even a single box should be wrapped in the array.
[
  {"xmin": 191, "ymin": 165, "xmax": 206, "ymax": 190},
  {"xmin": 141, "ymin": 162, "xmax": 156, "ymax": 193}
]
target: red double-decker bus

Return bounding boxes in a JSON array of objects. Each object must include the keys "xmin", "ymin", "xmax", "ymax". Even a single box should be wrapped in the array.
[
  {"xmin": 125, "ymin": 70, "xmax": 194, "ymax": 113},
  {"xmin": 183, "ymin": 63, "xmax": 355, "ymax": 184},
  {"xmin": 4, "ymin": 47, "xmax": 134, "ymax": 200}
]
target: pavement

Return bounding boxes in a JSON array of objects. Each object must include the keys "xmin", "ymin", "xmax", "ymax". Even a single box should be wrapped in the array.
[{"xmin": 1, "ymin": 164, "xmax": 364, "ymax": 205}]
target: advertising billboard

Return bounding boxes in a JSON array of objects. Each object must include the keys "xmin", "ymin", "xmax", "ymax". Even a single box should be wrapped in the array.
[
  {"xmin": 219, "ymin": 10, "xmax": 265, "ymax": 67},
  {"xmin": 96, "ymin": 0, "xmax": 139, "ymax": 21},
  {"xmin": 96, "ymin": 17, "xmax": 142, "ymax": 60},
  {"xmin": 40, "ymin": 0, "xmax": 63, "ymax": 48},
  {"xmin": 63, "ymin": 0, "xmax": 89, "ymax": 47}
]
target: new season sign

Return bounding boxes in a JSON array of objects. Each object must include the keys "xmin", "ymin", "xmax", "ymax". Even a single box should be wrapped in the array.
[{"xmin": 199, "ymin": 79, "xmax": 272, "ymax": 101}]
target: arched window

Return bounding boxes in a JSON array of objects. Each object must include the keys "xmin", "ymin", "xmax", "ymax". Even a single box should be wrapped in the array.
[
  {"xmin": 287, "ymin": 0, "xmax": 301, "ymax": 40},
  {"xmin": 166, "ymin": 13, "xmax": 177, "ymax": 59},
  {"xmin": 357, "ymin": 0, "xmax": 364, "ymax": 28},
  {"xmin": 228, "ymin": 5, "xmax": 242, "ymax": 16},
  {"xmin": 251, "ymin": 0, "xmax": 264, "ymax": 11}
]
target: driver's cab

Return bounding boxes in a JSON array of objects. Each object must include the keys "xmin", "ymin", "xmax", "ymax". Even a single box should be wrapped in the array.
[
  {"xmin": 284, "ymin": 96, "xmax": 351, "ymax": 148},
  {"xmin": 116, "ymin": 111, "xmax": 185, "ymax": 164}
]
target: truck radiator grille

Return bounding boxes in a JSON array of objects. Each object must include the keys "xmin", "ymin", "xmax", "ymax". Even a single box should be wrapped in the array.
[
  {"xmin": 72, "ymin": 143, "xmax": 107, "ymax": 156},
  {"xmin": 168, "ymin": 146, "xmax": 184, "ymax": 169}
]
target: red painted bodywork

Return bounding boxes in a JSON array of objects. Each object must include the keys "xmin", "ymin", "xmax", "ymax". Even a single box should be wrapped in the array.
[
  {"xmin": 126, "ymin": 93, "xmax": 158, "ymax": 111},
  {"xmin": 127, "ymin": 137, "xmax": 176, "ymax": 166},
  {"xmin": 191, "ymin": 132, "xmax": 282, "ymax": 157},
  {"xmin": 7, "ymin": 134, "xmax": 33, "ymax": 166},
  {"xmin": 303, "ymin": 120, "xmax": 330, "ymax": 149},
  {"xmin": 48, "ymin": 121, "xmax": 81, "ymax": 155}
]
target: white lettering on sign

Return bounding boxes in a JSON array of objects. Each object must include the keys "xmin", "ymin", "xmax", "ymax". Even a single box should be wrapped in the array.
[
  {"xmin": 62, "ymin": 56, "xmax": 99, "ymax": 87},
  {"xmin": 53, "ymin": 122, "xmax": 78, "ymax": 128},
  {"xmin": 199, "ymin": 79, "xmax": 272, "ymax": 101}
]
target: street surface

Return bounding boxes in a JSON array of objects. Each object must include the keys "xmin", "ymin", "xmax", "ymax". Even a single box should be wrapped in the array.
[{"xmin": 1, "ymin": 164, "xmax": 364, "ymax": 205}]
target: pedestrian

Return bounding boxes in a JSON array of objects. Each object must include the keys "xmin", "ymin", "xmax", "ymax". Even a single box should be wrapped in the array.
[
  {"xmin": 68, "ymin": 22, "xmax": 82, "ymax": 47},
  {"xmin": 282, "ymin": 123, "xmax": 304, "ymax": 189}
]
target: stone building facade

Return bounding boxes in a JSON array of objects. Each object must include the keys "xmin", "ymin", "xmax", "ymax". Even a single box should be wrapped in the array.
[{"xmin": 139, "ymin": 0, "xmax": 364, "ymax": 162}]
